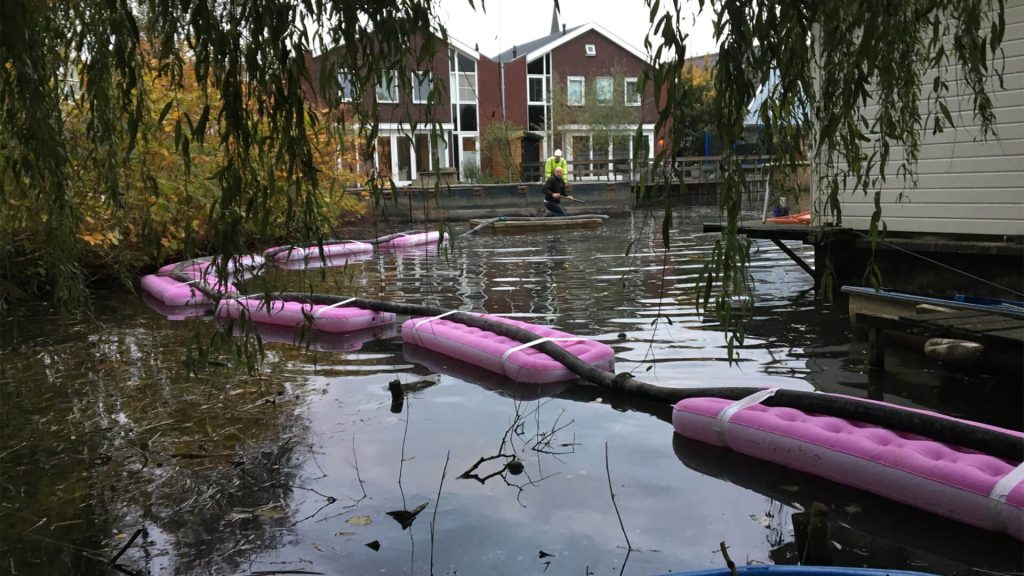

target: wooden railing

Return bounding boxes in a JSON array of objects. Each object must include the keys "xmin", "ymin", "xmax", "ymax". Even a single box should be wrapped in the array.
[{"xmin": 521, "ymin": 155, "xmax": 773, "ymax": 188}]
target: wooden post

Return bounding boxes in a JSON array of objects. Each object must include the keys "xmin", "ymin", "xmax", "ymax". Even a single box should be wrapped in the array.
[{"xmin": 867, "ymin": 326, "xmax": 885, "ymax": 370}]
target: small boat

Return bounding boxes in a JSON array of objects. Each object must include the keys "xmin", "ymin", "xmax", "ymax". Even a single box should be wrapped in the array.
[
  {"xmin": 844, "ymin": 285, "xmax": 1024, "ymax": 322},
  {"xmin": 672, "ymin": 394, "xmax": 1024, "ymax": 540},
  {"xmin": 217, "ymin": 297, "xmax": 395, "ymax": 333},
  {"xmin": 765, "ymin": 210, "xmax": 811, "ymax": 225},
  {"xmin": 401, "ymin": 313, "xmax": 615, "ymax": 383},
  {"xmin": 263, "ymin": 241, "xmax": 373, "ymax": 262},
  {"xmin": 404, "ymin": 343, "xmax": 573, "ymax": 400},
  {"xmin": 467, "ymin": 215, "xmax": 607, "ymax": 234},
  {"xmin": 376, "ymin": 231, "xmax": 446, "ymax": 248},
  {"xmin": 657, "ymin": 566, "xmax": 936, "ymax": 576}
]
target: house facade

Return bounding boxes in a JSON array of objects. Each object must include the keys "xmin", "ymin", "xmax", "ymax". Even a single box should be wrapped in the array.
[
  {"xmin": 306, "ymin": 34, "xmax": 483, "ymax": 186},
  {"xmin": 815, "ymin": 0, "xmax": 1023, "ymax": 239},
  {"xmin": 487, "ymin": 21, "xmax": 662, "ymax": 179},
  {"xmin": 306, "ymin": 16, "xmax": 660, "ymax": 184}
]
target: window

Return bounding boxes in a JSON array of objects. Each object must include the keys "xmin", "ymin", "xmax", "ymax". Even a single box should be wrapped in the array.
[
  {"xmin": 624, "ymin": 78, "xmax": 640, "ymax": 106},
  {"xmin": 528, "ymin": 105, "xmax": 546, "ymax": 131},
  {"xmin": 596, "ymin": 77, "xmax": 613, "ymax": 104},
  {"xmin": 376, "ymin": 70, "xmax": 399, "ymax": 103},
  {"xmin": 459, "ymin": 104, "xmax": 478, "ymax": 131},
  {"xmin": 338, "ymin": 72, "xmax": 356, "ymax": 102},
  {"xmin": 412, "ymin": 72, "xmax": 432, "ymax": 103},
  {"xmin": 415, "ymin": 133, "xmax": 439, "ymax": 172},
  {"xmin": 528, "ymin": 77, "xmax": 545, "ymax": 103},
  {"xmin": 457, "ymin": 71, "xmax": 477, "ymax": 102},
  {"xmin": 457, "ymin": 53, "xmax": 476, "ymax": 73},
  {"xmin": 585, "ymin": 44, "xmax": 596, "ymax": 56},
  {"xmin": 567, "ymin": 76, "xmax": 585, "ymax": 106}
]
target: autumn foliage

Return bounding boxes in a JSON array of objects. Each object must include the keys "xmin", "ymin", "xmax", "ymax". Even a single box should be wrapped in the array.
[{"xmin": 2, "ymin": 51, "xmax": 365, "ymax": 298}]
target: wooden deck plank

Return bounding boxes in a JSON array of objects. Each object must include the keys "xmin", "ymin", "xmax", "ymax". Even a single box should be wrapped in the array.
[
  {"xmin": 981, "ymin": 327, "xmax": 1024, "ymax": 343},
  {"xmin": 927, "ymin": 316, "xmax": 1024, "ymax": 332},
  {"xmin": 912, "ymin": 310, "xmax": 994, "ymax": 322}
]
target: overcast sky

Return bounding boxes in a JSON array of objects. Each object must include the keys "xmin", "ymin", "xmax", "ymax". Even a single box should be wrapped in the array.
[{"xmin": 435, "ymin": 0, "xmax": 719, "ymax": 60}]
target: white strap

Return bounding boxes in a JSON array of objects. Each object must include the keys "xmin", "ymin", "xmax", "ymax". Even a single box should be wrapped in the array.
[
  {"xmin": 713, "ymin": 388, "xmax": 780, "ymax": 448},
  {"xmin": 313, "ymin": 297, "xmax": 357, "ymax": 319},
  {"xmin": 413, "ymin": 310, "xmax": 460, "ymax": 330},
  {"xmin": 989, "ymin": 460, "xmax": 1024, "ymax": 532},
  {"xmin": 990, "ymin": 460, "xmax": 1024, "ymax": 503},
  {"xmin": 498, "ymin": 337, "xmax": 584, "ymax": 376}
]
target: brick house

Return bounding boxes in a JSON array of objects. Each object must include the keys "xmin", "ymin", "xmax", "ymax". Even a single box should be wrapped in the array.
[
  {"xmin": 306, "ymin": 33, "xmax": 482, "ymax": 186},
  {"xmin": 306, "ymin": 16, "xmax": 661, "ymax": 184},
  {"xmin": 485, "ymin": 18, "xmax": 663, "ymax": 180}
]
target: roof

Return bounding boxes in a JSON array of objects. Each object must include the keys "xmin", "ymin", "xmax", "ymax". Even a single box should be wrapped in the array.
[{"xmin": 494, "ymin": 22, "xmax": 648, "ymax": 64}]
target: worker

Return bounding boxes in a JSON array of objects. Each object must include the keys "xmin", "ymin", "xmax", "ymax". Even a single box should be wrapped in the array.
[
  {"xmin": 543, "ymin": 166, "xmax": 573, "ymax": 216},
  {"xmin": 544, "ymin": 149, "xmax": 569, "ymax": 181}
]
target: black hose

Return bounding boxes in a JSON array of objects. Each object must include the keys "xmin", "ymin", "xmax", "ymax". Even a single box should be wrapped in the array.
[{"xmin": 274, "ymin": 293, "xmax": 1023, "ymax": 462}]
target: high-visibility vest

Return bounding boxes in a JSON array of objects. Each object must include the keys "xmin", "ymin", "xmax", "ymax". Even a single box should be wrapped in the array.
[{"xmin": 544, "ymin": 156, "xmax": 568, "ymax": 180}]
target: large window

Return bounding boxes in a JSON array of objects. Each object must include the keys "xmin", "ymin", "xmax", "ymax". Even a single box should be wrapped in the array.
[
  {"xmin": 457, "ymin": 71, "xmax": 477, "ymax": 102},
  {"xmin": 624, "ymin": 78, "xmax": 640, "ymax": 106},
  {"xmin": 596, "ymin": 77, "xmax": 613, "ymax": 104},
  {"xmin": 459, "ymin": 104, "xmax": 478, "ymax": 131},
  {"xmin": 528, "ymin": 77, "xmax": 545, "ymax": 103},
  {"xmin": 567, "ymin": 76, "xmax": 585, "ymax": 106},
  {"xmin": 376, "ymin": 70, "xmax": 399, "ymax": 103},
  {"xmin": 412, "ymin": 72, "xmax": 432, "ymax": 103},
  {"xmin": 339, "ymin": 72, "xmax": 356, "ymax": 102}
]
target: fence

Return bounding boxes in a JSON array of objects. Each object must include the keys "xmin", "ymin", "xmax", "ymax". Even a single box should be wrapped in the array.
[{"xmin": 521, "ymin": 155, "xmax": 772, "ymax": 194}]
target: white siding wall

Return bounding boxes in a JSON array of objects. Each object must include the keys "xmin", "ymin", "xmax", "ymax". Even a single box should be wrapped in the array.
[{"xmin": 819, "ymin": 0, "xmax": 1024, "ymax": 236}]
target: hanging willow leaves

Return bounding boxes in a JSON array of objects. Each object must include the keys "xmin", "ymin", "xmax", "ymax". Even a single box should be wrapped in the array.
[
  {"xmin": 640, "ymin": 0, "xmax": 1005, "ymax": 359},
  {"xmin": 0, "ymin": 0, "xmax": 1005, "ymax": 360}
]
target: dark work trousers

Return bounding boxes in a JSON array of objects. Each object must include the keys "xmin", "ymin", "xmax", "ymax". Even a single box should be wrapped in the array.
[{"xmin": 543, "ymin": 201, "xmax": 567, "ymax": 217}]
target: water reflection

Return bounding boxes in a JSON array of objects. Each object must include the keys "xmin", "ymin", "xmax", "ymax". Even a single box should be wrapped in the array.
[
  {"xmin": 672, "ymin": 435, "xmax": 1023, "ymax": 572},
  {"xmin": 2, "ymin": 209, "xmax": 1021, "ymax": 575}
]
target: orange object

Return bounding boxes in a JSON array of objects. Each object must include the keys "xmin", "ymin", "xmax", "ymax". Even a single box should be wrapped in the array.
[{"xmin": 766, "ymin": 211, "xmax": 811, "ymax": 225}]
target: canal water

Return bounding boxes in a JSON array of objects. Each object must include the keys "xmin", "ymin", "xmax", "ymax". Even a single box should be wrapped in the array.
[{"xmin": 2, "ymin": 206, "xmax": 1021, "ymax": 575}]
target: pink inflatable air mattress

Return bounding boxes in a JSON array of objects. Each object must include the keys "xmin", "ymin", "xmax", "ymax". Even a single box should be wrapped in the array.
[
  {"xmin": 672, "ymin": 395, "xmax": 1024, "ymax": 539},
  {"xmin": 217, "ymin": 297, "xmax": 395, "ymax": 333},
  {"xmin": 378, "ymin": 231, "xmax": 445, "ymax": 249},
  {"xmin": 225, "ymin": 320, "xmax": 398, "ymax": 352},
  {"xmin": 264, "ymin": 241, "xmax": 373, "ymax": 262},
  {"xmin": 157, "ymin": 255, "xmax": 264, "ymax": 279},
  {"xmin": 401, "ymin": 313, "xmax": 615, "ymax": 383},
  {"xmin": 274, "ymin": 251, "xmax": 373, "ymax": 270},
  {"xmin": 141, "ymin": 265, "xmax": 237, "ymax": 306},
  {"xmin": 141, "ymin": 292, "xmax": 210, "ymax": 320}
]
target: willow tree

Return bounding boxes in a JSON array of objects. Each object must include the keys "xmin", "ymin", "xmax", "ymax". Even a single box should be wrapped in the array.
[
  {"xmin": 641, "ymin": 0, "xmax": 1006, "ymax": 356},
  {"xmin": 0, "ymin": 0, "xmax": 1006, "ymax": 336},
  {"xmin": 0, "ymin": 0, "xmax": 444, "ymax": 309}
]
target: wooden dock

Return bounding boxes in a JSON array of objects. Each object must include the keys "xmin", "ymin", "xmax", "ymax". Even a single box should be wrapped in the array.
[{"xmin": 843, "ymin": 286, "xmax": 1024, "ymax": 373}]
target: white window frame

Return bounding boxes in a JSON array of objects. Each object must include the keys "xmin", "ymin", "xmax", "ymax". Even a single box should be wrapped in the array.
[
  {"xmin": 624, "ymin": 77, "xmax": 640, "ymax": 107},
  {"xmin": 412, "ymin": 71, "xmax": 432, "ymax": 104},
  {"xmin": 567, "ymin": 76, "xmax": 585, "ymax": 106},
  {"xmin": 376, "ymin": 70, "xmax": 399, "ymax": 104},
  {"xmin": 585, "ymin": 44, "xmax": 596, "ymax": 56},
  {"xmin": 595, "ymin": 76, "xmax": 613, "ymax": 105},
  {"xmin": 339, "ymin": 71, "xmax": 356, "ymax": 102}
]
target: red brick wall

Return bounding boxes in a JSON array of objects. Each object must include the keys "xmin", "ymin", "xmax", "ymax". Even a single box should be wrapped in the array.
[
  {"xmin": 550, "ymin": 29, "xmax": 658, "ymax": 124},
  {"xmin": 305, "ymin": 34, "xmax": 452, "ymax": 125}
]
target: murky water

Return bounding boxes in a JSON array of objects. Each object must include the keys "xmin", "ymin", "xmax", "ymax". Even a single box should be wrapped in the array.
[{"xmin": 2, "ymin": 207, "xmax": 1021, "ymax": 575}]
